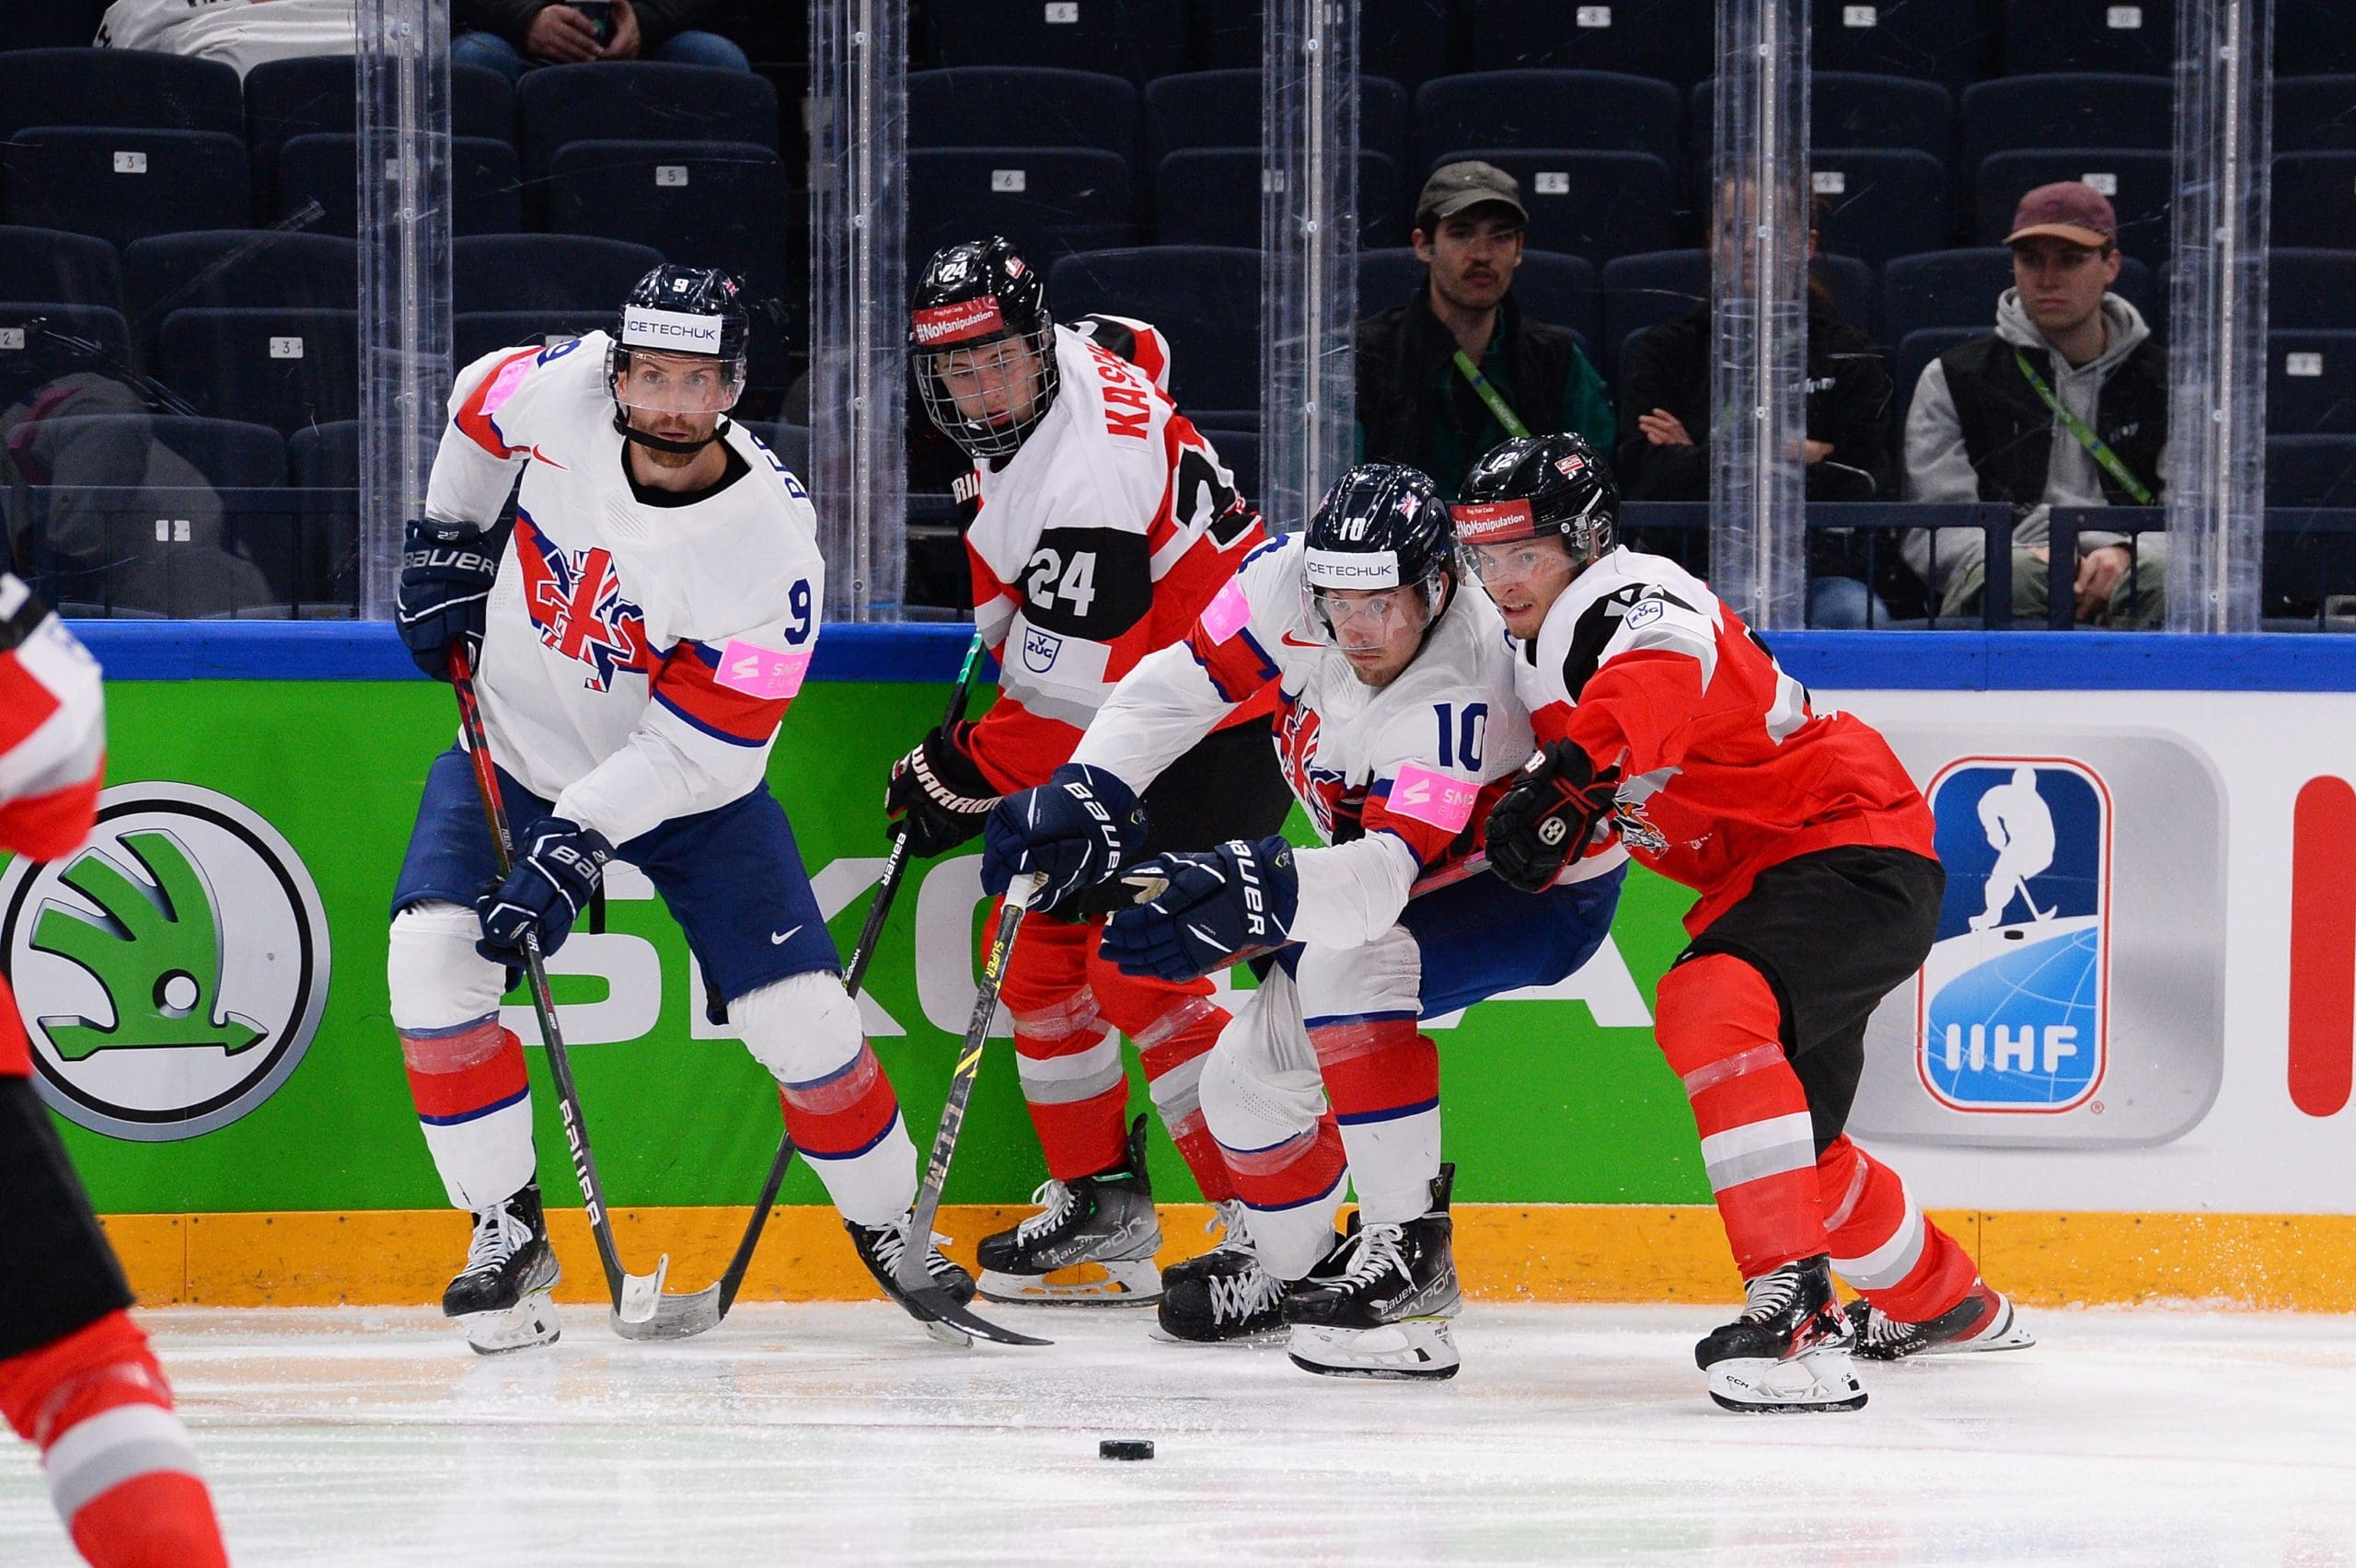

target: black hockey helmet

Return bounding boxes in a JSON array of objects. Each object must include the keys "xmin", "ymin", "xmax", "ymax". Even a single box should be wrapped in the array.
[
  {"xmin": 1300, "ymin": 463, "xmax": 1456, "ymax": 649},
  {"xmin": 1452, "ymin": 432, "xmax": 1620, "ymax": 574},
  {"xmin": 606, "ymin": 263, "xmax": 750, "ymax": 455},
  {"xmin": 909, "ymin": 235, "xmax": 1059, "ymax": 460}
]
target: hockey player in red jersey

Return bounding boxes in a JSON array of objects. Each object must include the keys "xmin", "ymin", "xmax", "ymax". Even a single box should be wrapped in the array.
[
  {"xmin": 889, "ymin": 236, "xmax": 1293, "ymax": 1308},
  {"xmin": 1461, "ymin": 433, "xmax": 2032, "ymax": 1412},
  {"xmin": 0, "ymin": 574, "xmax": 230, "ymax": 1564}
]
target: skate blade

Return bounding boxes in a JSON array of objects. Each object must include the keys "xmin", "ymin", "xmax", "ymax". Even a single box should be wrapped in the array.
[
  {"xmin": 614, "ymin": 1253, "xmax": 671, "ymax": 1326},
  {"xmin": 1285, "ymin": 1319, "xmax": 1461, "ymax": 1380},
  {"xmin": 462, "ymin": 1291, "xmax": 560, "ymax": 1355},
  {"xmin": 977, "ymin": 1258, "xmax": 1162, "ymax": 1306},
  {"xmin": 1149, "ymin": 1320, "xmax": 1287, "ymax": 1346},
  {"xmin": 1930, "ymin": 1300, "xmax": 2037, "ymax": 1356},
  {"xmin": 1707, "ymin": 1349, "xmax": 1867, "ymax": 1412}
]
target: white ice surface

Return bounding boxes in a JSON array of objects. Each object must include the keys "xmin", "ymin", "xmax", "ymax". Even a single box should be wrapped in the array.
[{"xmin": 3, "ymin": 1302, "xmax": 2353, "ymax": 1566}]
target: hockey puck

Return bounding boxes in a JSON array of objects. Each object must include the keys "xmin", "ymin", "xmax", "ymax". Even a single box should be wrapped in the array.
[{"xmin": 1098, "ymin": 1439, "xmax": 1155, "ymax": 1461}]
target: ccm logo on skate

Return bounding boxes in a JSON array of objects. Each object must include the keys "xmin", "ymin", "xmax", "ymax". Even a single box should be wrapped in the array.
[{"xmin": 1914, "ymin": 758, "xmax": 2110, "ymax": 1113}]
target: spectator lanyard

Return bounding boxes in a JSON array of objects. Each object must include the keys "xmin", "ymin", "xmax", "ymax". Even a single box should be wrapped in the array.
[
  {"xmin": 2012, "ymin": 349, "xmax": 2155, "ymax": 505},
  {"xmin": 1452, "ymin": 351, "xmax": 1530, "ymax": 439}
]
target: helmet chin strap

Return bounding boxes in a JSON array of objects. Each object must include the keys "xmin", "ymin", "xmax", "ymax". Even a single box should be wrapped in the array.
[{"xmin": 613, "ymin": 409, "xmax": 733, "ymax": 456}]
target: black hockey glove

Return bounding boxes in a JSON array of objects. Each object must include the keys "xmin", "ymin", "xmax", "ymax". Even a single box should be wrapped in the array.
[
  {"xmin": 884, "ymin": 721, "xmax": 999, "ymax": 859},
  {"xmin": 1483, "ymin": 742, "xmax": 1622, "ymax": 894},
  {"xmin": 398, "ymin": 517, "xmax": 505, "ymax": 681},
  {"xmin": 981, "ymin": 762, "xmax": 1147, "ymax": 910},
  {"xmin": 1101, "ymin": 837, "xmax": 1299, "ymax": 983},
  {"xmin": 476, "ymin": 817, "xmax": 613, "ymax": 965}
]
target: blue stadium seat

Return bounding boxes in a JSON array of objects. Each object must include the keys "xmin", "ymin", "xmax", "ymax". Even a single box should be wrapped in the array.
[
  {"xmin": 1882, "ymin": 247, "xmax": 2157, "ymax": 340},
  {"xmin": 0, "ymin": 303, "xmax": 133, "ymax": 369},
  {"xmin": 933, "ymin": 0, "xmax": 1185, "ymax": 83},
  {"xmin": 2, "ymin": 129, "xmax": 248, "ymax": 247},
  {"xmin": 1357, "ymin": 248, "xmax": 1602, "ymax": 352},
  {"xmin": 1689, "ymin": 72, "xmax": 1954, "ymax": 167},
  {"xmin": 1424, "ymin": 148, "xmax": 1677, "ymax": 263},
  {"xmin": 1417, "ymin": 72, "xmax": 1683, "ymax": 178},
  {"xmin": 1048, "ymin": 247, "xmax": 1261, "ymax": 420},
  {"xmin": 1600, "ymin": 249, "xmax": 1707, "ymax": 383},
  {"xmin": 277, "ymin": 133, "xmax": 523, "ymax": 237},
  {"xmin": 910, "ymin": 68, "xmax": 1138, "ymax": 159},
  {"xmin": 2269, "ymin": 436, "xmax": 2356, "ymax": 506},
  {"xmin": 516, "ymin": 63, "xmax": 777, "ymax": 179},
  {"xmin": 123, "ymin": 231, "xmax": 358, "ymax": 354},
  {"xmin": 1894, "ymin": 327, "xmax": 1988, "ymax": 422},
  {"xmin": 2272, "ymin": 250, "xmax": 2356, "ymax": 331},
  {"xmin": 2004, "ymin": 0, "xmax": 2174, "ymax": 76},
  {"xmin": 1142, "ymin": 71, "xmax": 1409, "ymax": 171},
  {"xmin": 1, "ymin": 1, "xmax": 106, "ymax": 52},
  {"xmin": 1810, "ymin": 0, "xmax": 1993, "ymax": 92},
  {"xmin": 1195, "ymin": 425, "xmax": 1261, "ymax": 502},
  {"xmin": 245, "ymin": 57, "xmax": 514, "ymax": 210},
  {"xmin": 154, "ymin": 307, "xmax": 360, "ymax": 432},
  {"xmin": 2272, "ymin": 332, "xmax": 2356, "ymax": 436},
  {"xmin": 2279, "ymin": 0, "xmax": 2356, "ymax": 77},
  {"xmin": 0, "ymin": 49, "xmax": 240, "ymax": 141},
  {"xmin": 289, "ymin": 420, "xmax": 360, "ymax": 487},
  {"xmin": 37, "ymin": 414, "xmax": 284, "ymax": 487},
  {"xmin": 908, "ymin": 147, "xmax": 1135, "ymax": 269},
  {"xmin": 452, "ymin": 311, "xmax": 611, "ymax": 368},
  {"xmin": 1958, "ymin": 75, "xmax": 2175, "ymax": 176},
  {"xmin": 1975, "ymin": 149, "xmax": 2173, "ymax": 265},
  {"xmin": 1810, "ymin": 150, "xmax": 1953, "ymax": 271},
  {"xmin": 1467, "ymin": 0, "xmax": 1714, "ymax": 86},
  {"xmin": 1812, "ymin": 253, "xmax": 1878, "ymax": 342},
  {"xmin": 1153, "ymin": 148, "xmax": 1403, "ymax": 248},
  {"xmin": 545, "ymin": 141, "xmax": 789, "ymax": 297},
  {"xmin": 1200, "ymin": 1, "xmax": 1457, "ymax": 92},
  {"xmin": 452, "ymin": 235, "xmax": 665, "ymax": 315},
  {"xmin": 2273, "ymin": 154, "xmax": 2356, "ymax": 251},
  {"xmin": 2275, "ymin": 77, "xmax": 2356, "ymax": 153},
  {"xmin": 0, "ymin": 225, "xmax": 123, "ymax": 311}
]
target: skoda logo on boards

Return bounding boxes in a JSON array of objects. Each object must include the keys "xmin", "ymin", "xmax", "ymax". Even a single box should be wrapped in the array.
[{"xmin": 0, "ymin": 782, "xmax": 330, "ymax": 1141}]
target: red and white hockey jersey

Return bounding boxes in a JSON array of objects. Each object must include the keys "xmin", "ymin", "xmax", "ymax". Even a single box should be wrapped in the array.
[
  {"xmin": 1073, "ymin": 536, "xmax": 1623, "ymax": 950},
  {"xmin": 959, "ymin": 318, "xmax": 1270, "ymax": 791},
  {"xmin": 1513, "ymin": 547, "xmax": 1934, "ymax": 935},
  {"xmin": 0, "ymin": 573, "xmax": 106, "ymax": 1077},
  {"xmin": 428, "ymin": 334, "xmax": 824, "ymax": 847}
]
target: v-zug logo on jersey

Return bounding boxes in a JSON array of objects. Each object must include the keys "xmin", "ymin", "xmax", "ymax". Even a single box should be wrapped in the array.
[
  {"xmin": 516, "ymin": 513, "xmax": 653, "ymax": 691},
  {"xmin": 0, "ymin": 783, "xmax": 330, "ymax": 1142},
  {"xmin": 1915, "ymin": 758, "xmax": 2111, "ymax": 1113}
]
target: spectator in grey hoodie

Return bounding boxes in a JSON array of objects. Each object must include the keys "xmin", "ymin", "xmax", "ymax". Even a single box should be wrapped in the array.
[{"xmin": 1904, "ymin": 182, "xmax": 2167, "ymax": 627}]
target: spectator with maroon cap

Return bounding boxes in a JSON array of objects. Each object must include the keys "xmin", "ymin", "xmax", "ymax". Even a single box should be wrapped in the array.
[{"xmin": 1903, "ymin": 180, "xmax": 2167, "ymax": 627}]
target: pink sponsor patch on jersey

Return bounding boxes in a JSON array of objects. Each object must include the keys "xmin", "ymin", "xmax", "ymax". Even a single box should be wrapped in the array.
[
  {"xmin": 714, "ymin": 641, "xmax": 811, "ymax": 700},
  {"xmin": 1200, "ymin": 577, "xmax": 1252, "ymax": 643},
  {"xmin": 480, "ymin": 354, "xmax": 536, "ymax": 416},
  {"xmin": 1385, "ymin": 763, "xmax": 1478, "ymax": 833}
]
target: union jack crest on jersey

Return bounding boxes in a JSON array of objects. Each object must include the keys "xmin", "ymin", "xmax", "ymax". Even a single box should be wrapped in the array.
[{"xmin": 515, "ymin": 512, "xmax": 653, "ymax": 691}]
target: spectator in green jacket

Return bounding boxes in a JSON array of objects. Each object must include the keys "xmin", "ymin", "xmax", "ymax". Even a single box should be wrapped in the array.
[{"xmin": 1355, "ymin": 161, "xmax": 1616, "ymax": 498}]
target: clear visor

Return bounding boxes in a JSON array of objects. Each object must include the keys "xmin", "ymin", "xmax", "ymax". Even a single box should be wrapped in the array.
[
  {"xmin": 1306, "ymin": 581, "xmax": 1438, "ymax": 653},
  {"xmin": 1461, "ymin": 537, "xmax": 1577, "ymax": 594},
  {"xmin": 615, "ymin": 352, "xmax": 745, "ymax": 415}
]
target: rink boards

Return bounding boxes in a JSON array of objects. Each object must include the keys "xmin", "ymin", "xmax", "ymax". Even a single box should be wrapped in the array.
[{"xmin": 9, "ymin": 623, "xmax": 2356, "ymax": 1311}]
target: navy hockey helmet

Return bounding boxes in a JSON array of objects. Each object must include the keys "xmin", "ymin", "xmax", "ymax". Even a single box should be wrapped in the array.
[
  {"xmin": 1451, "ymin": 433, "xmax": 1620, "ymax": 578},
  {"xmin": 909, "ymin": 235, "xmax": 1059, "ymax": 460},
  {"xmin": 1300, "ymin": 463, "xmax": 1457, "ymax": 651},
  {"xmin": 607, "ymin": 264, "xmax": 750, "ymax": 454}
]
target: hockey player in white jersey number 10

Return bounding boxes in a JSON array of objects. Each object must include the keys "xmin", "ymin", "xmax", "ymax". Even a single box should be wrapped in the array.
[
  {"xmin": 981, "ymin": 465, "xmax": 1627, "ymax": 1378},
  {"xmin": 389, "ymin": 265, "xmax": 973, "ymax": 1353},
  {"xmin": 891, "ymin": 237, "xmax": 1295, "ymax": 1315},
  {"xmin": 1462, "ymin": 432, "xmax": 2032, "ymax": 1412}
]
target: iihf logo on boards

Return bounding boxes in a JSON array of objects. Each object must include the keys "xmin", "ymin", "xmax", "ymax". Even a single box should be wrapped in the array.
[{"xmin": 1916, "ymin": 758, "xmax": 2111, "ymax": 1113}]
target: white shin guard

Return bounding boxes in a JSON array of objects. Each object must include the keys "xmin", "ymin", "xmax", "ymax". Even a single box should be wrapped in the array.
[
  {"xmin": 1199, "ymin": 979, "xmax": 1348, "ymax": 1282},
  {"xmin": 733, "ymin": 972, "xmax": 915, "ymax": 1228},
  {"xmin": 389, "ymin": 903, "xmax": 535, "ymax": 1211}
]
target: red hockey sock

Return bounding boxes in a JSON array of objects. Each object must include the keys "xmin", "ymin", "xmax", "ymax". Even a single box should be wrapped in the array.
[
  {"xmin": 400, "ymin": 1015, "xmax": 527, "ymax": 1122},
  {"xmin": 1218, "ymin": 1113, "xmax": 1347, "ymax": 1212},
  {"xmin": 1000, "ymin": 914, "xmax": 1129, "ymax": 1182},
  {"xmin": 1133, "ymin": 992, "xmax": 1238, "ymax": 1204},
  {"xmin": 775, "ymin": 1040, "xmax": 902, "ymax": 1159},
  {"xmin": 1654, "ymin": 954, "xmax": 1828, "ymax": 1277},
  {"xmin": 0, "ymin": 1311, "xmax": 226, "ymax": 1568},
  {"xmin": 1818, "ymin": 1136, "xmax": 1981, "ymax": 1322}
]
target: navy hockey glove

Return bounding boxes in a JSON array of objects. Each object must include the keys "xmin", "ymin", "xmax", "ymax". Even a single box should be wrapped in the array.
[
  {"xmin": 398, "ymin": 517, "xmax": 503, "ymax": 681},
  {"xmin": 475, "ymin": 818, "xmax": 614, "ymax": 965},
  {"xmin": 884, "ymin": 721, "xmax": 1000, "ymax": 859},
  {"xmin": 1101, "ymin": 836, "xmax": 1299, "ymax": 983},
  {"xmin": 981, "ymin": 763, "xmax": 1146, "ymax": 909},
  {"xmin": 1483, "ymin": 742, "xmax": 1622, "ymax": 894}
]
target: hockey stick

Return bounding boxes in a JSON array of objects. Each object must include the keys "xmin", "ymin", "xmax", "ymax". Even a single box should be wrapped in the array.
[
  {"xmin": 892, "ymin": 870, "xmax": 1053, "ymax": 1348},
  {"xmin": 448, "ymin": 645, "xmax": 682, "ymax": 1335}
]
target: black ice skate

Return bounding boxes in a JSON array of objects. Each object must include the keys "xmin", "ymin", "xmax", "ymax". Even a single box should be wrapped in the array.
[
  {"xmin": 1154, "ymin": 1200, "xmax": 1286, "ymax": 1343},
  {"xmin": 848, "ymin": 1210, "xmax": 979, "ymax": 1309},
  {"xmin": 975, "ymin": 1116, "xmax": 1161, "ymax": 1305},
  {"xmin": 444, "ymin": 1182, "xmax": 561, "ymax": 1355},
  {"xmin": 1696, "ymin": 1253, "xmax": 1866, "ymax": 1412},
  {"xmin": 1846, "ymin": 1280, "xmax": 2035, "ymax": 1361},
  {"xmin": 1283, "ymin": 1166, "xmax": 1461, "ymax": 1380}
]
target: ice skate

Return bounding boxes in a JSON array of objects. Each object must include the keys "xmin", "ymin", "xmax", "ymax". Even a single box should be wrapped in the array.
[
  {"xmin": 975, "ymin": 1116, "xmax": 1162, "ymax": 1305},
  {"xmin": 848, "ymin": 1209, "xmax": 978, "ymax": 1309},
  {"xmin": 1846, "ymin": 1280, "xmax": 2035, "ymax": 1361},
  {"xmin": 444, "ymin": 1182, "xmax": 561, "ymax": 1355},
  {"xmin": 1154, "ymin": 1201, "xmax": 1286, "ymax": 1343},
  {"xmin": 1697, "ymin": 1253, "xmax": 1866, "ymax": 1412},
  {"xmin": 1283, "ymin": 1166, "xmax": 1461, "ymax": 1380}
]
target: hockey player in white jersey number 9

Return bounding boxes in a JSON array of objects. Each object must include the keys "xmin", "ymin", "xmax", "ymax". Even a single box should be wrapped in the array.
[
  {"xmin": 389, "ymin": 265, "xmax": 972, "ymax": 1353},
  {"xmin": 894, "ymin": 237, "xmax": 1296, "ymax": 1316},
  {"xmin": 982, "ymin": 465, "xmax": 1627, "ymax": 1378}
]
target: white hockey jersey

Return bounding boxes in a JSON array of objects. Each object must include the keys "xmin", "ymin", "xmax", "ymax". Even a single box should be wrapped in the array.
[
  {"xmin": 1072, "ymin": 535, "xmax": 1623, "ymax": 950},
  {"xmin": 959, "ymin": 318, "xmax": 1266, "ymax": 791},
  {"xmin": 96, "ymin": 0, "xmax": 356, "ymax": 74},
  {"xmin": 426, "ymin": 334, "xmax": 823, "ymax": 847}
]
